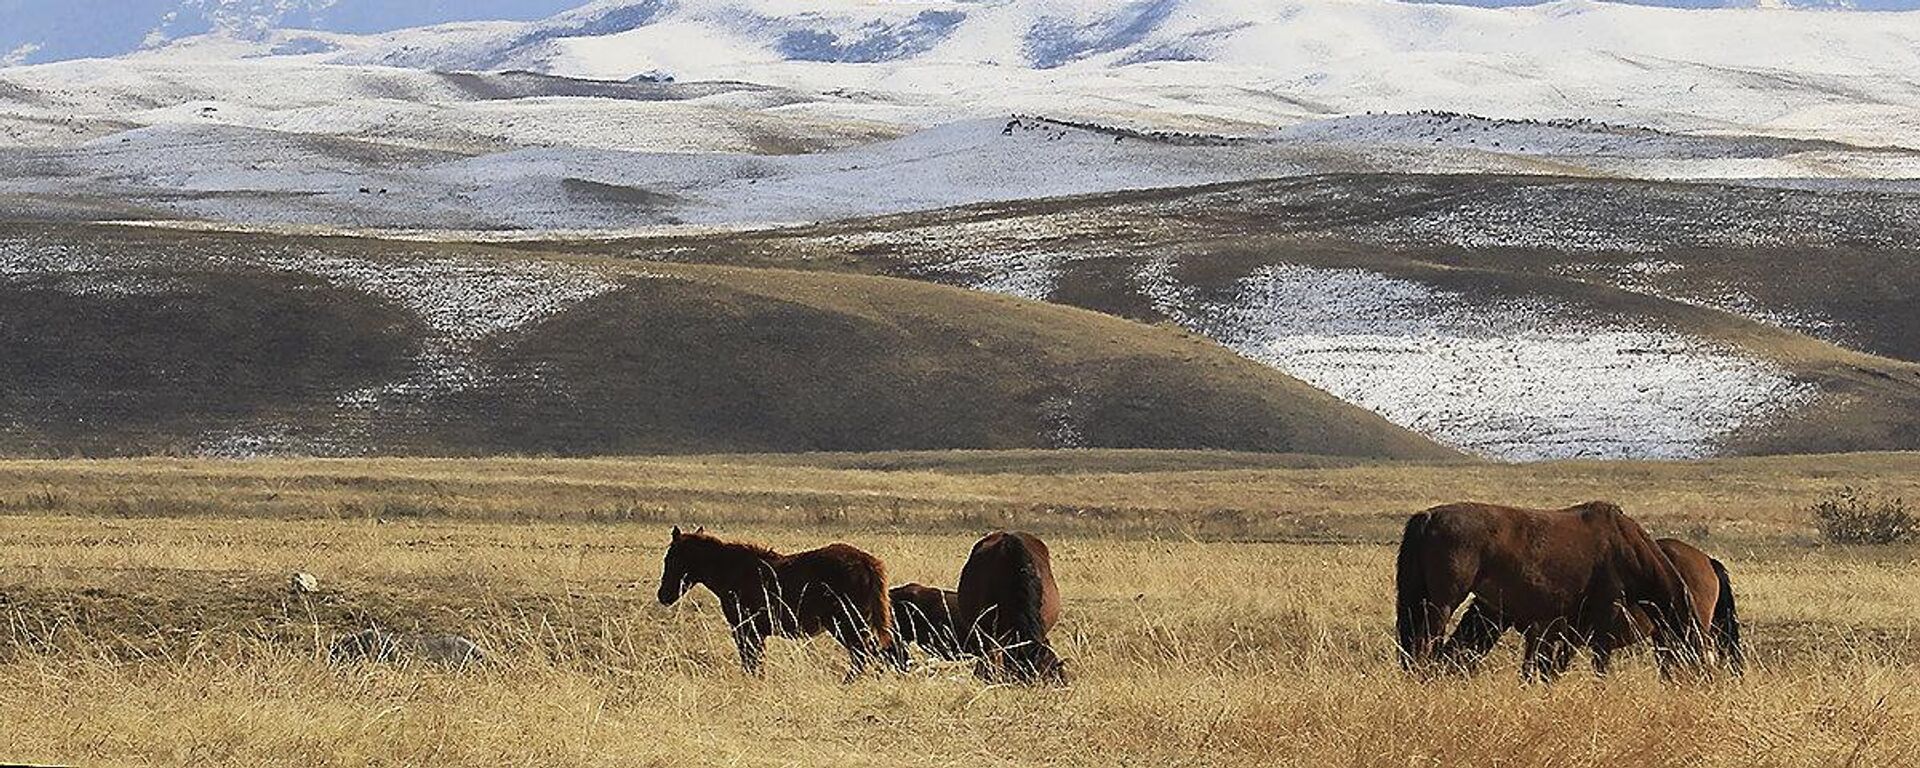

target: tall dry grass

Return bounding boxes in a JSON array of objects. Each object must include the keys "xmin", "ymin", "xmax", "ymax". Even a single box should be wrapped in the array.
[
  {"xmin": 3, "ymin": 514, "xmax": 1918, "ymax": 766},
  {"xmin": 3, "ymin": 453, "xmax": 1918, "ymax": 766}
]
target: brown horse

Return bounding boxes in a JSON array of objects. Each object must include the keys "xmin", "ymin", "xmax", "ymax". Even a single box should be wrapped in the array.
[
  {"xmin": 956, "ymin": 531, "xmax": 1066, "ymax": 684},
  {"xmin": 1396, "ymin": 502, "xmax": 1705, "ymax": 680},
  {"xmin": 1445, "ymin": 538, "xmax": 1743, "ymax": 676},
  {"xmin": 658, "ymin": 526, "xmax": 899, "ymax": 679},
  {"xmin": 890, "ymin": 583, "xmax": 966, "ymax": 661}
]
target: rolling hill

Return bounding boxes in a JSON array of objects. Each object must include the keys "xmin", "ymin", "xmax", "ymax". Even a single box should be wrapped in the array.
[
  {"xmin": 4, "ymin": 113, "xmax": 1916, "ymax": 232},
  {"xmin": 0, "ymin": 222, "xmax": 1454, "ymax": 460},
  {"xmin": 565, "ymin": 173, "xmax": 1920, "ymax": 460}
]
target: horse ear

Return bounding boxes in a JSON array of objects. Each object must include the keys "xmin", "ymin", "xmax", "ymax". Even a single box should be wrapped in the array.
[
  {"xmin": 694, "ymin": 525, "xmax": 705, "ymax": 534},
  {"xmin": 671, "ymin": 526, "xmax": 681, "ymax": 540}
]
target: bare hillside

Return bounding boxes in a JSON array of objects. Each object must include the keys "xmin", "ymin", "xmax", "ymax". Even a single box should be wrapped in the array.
[{"xmin": 0, "ymin": 223, "xmax": 1452, "ymax": 460}]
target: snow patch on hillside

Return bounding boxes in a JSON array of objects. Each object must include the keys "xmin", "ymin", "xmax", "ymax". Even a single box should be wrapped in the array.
[
  {"xmin": 272, "ymin": 253, "xmax": 621, "ymax": 343},
  {"xmin": 1557, "ymin": 257, "xmax": 1847, "ymax": 343},
  {"xmin": 1135, "ymin": 259, "xmax": 1816, "ymax": 460},
  {"xmin": 0, "ymin": 239, "xmax": 187, "ymax": 295},
  {"xmin": 944, "ymin": 250, "xmax": 1076, "ymax": 301},
  {"xmin": 255, "ymin": 252, "xmax": 622, "ymax": 410}
]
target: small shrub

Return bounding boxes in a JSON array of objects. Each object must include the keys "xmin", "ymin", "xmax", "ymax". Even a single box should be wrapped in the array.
[{"xmin": 1811, "ymin": 487, "xmax": 1915, "ymax": 545}]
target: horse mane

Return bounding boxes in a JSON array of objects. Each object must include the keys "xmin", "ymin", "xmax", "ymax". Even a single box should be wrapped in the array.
[
  {"xmin": 1568, "ymin": 500, "xmax": 1626, "ymax": 517},
  {"xmin": 680, "ymin": 531, "xmax": 781, "ymax": 562}
]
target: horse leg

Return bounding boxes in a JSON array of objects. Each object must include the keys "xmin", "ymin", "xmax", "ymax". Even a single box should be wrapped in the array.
[
  {"xmin": 1542, "ymin": 636, "xmax": 1576, "ymax": 682},
  {"xmin": 842, "ymin": 644, "xmax": 868, "ymax": 684},
  {"xmin": 1399, "ymin": 569, "xmax": 1472, "ymax": 673},
  {"xmin": 1520, "ymin": 628, "xmax": 1544, "ymax": 683},
  {"xmin": 1440, "ymin": 597, "xmax": 1505, "ymax": 674},
  {"xmin": 1584, "ymin": 601, "xmax": 1632, "ymax": 679},
  {"xmin": 824, "ymin": 602, "xmax": 882, "ymax": 683},
  {"xmin": 1521, "ymin": 627, "xmax": 1573, "ymax": 684},
  {"xmin": 882, "ymin": 634, "xmax": 912, "ymax": 672},
  {"xmin": 734, "ymin": 628, "xmax": 766, "ymax": 676},
  {"xmin": 1637, "ymin": 602, "xmax": 1696, "ymax": 682},
  {"xmin": 1590, "ymin": 639, "xmax": 1614, "ymax": 678}
]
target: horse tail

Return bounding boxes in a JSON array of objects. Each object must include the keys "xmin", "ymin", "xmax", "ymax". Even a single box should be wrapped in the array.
[
  {"xmin": 1709, "ymin": 557, "xmax": 1743, "ymax": 675},
  {"xmin": 1006, "ymin": 537, "xmax": 1057, "ymax": 674},
  {"xmin": 865, "ymin": 557, "xmax": 896, "ymax": 656},
  {"xmin": 1395, "ymin": 511, "xmax": 1434, "ymax": 670}
]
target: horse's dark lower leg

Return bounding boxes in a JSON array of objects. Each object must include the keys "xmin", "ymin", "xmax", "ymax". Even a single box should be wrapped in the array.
[
  {"xmin": 877, "ymin": 635, "xmax": 911, "ymax": 670},
  {"xmin": 1541, "ymin": 638, "xmax": 1576, "ymax": 681},
  {"xmin": 1521, "ymin": 630, "xmax": 1573, "ymax": 683},
  {"xmin": 1398, "ymin": 598, "xmax": 1457, "ymax": 672},
  {"xmin": 733, "ymin": 630, "xmax": 766, "ymax": 676},
  {"xmin": 1520, "ymin": 630, "xmax": 1540, "ymax": 682},
  {"xmin": 830, "ymin": 614, "xmax": 885, "ymax": 682},
  {"xmin": 968, "ymin": 631, "xmax": 1016, "ymax": 683},
  {"xmin": 1440, "ymin": 599, "xmax": 1504, "ymax": 674},
  {"xmin": 1590, "ymin": 641, "xmax": 1614, "ymax": 678},
  {"xmin": 1648, "ymin": 614, "xmax": 1698, "ymax": 682},
  {"xmin": 974, "ymin": 648, "xmax": 1011, "ymax": 684}
]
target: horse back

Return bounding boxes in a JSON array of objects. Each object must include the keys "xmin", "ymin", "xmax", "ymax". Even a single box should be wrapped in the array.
[
  {"xmin": 775, "ymin": 542, "xmax": 891, "ymax": 634},
  {"xmin": 891, "ymin": 583, "xmax": 957, "ymax": 618},
  {"xmin": 957, "ymin": 531, "xmax": 1059, "ymax": 639},
  {"xmin": 780, "ymin": 543, "xmax": 886, "ymax": 582},
  {"xmin": 1413, "ymin": 501, "xmax": 1616, "ymax": 565},
  {"xmin": 1410, "ymin": 501, "xmax": 1642, "ymax": 621}
]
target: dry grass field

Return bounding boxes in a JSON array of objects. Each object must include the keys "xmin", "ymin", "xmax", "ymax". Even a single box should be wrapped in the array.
[{"xmin": 3, "ymin": 451, "xmax": 1919, "ymax": 766}]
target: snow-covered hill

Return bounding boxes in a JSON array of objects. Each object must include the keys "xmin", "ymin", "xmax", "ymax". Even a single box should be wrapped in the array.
[
  {"xmin": 14, "ymin": 0, "xmax": 1920, "ymax": 145},
  {"xmin": 112, "ymin": 0, "xmax": 1912, "ymax": 147},
  {"xmin": 8, "ymin": 113, "xmax": 1915, "ymax": 232},
  {"xmin": 9, "ymin": 0, "xmax": 1907, "ymax": 68},
  {"xmin": 11, "ymin": 0, "xmax": 1920, "ymax": 150}
]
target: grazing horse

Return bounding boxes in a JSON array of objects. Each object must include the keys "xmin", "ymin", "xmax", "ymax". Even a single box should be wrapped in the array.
[
  {"xmin": 890, "ymin": 583, "xmax": 966, "ymax": 661},
  {"xmin": 1445, "ymin": 538, "xmax": 1743, "ymax": 676},
  {"xmin": 657, "ymin": 526, "xmax": 899, "ymax": 679},
  {"xmin": 956, "ymin": 531, "xmax": 1066, "ymax": 684},
  {"xmin": 1396, "ymin": 502, "xmax": 1705, "ymax": 680}
]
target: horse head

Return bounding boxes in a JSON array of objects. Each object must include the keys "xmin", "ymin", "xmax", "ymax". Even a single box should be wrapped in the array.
[{"xmin": 658, "ymin": 525, "xmax": 706, "ymax": 605}]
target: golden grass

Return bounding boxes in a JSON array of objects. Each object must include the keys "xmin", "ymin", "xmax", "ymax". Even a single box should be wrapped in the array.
[
  {"xmin": 3, "ymin": 451, "xmax": 1918, "ymax": 539},
  {"xmin": 3, "ymin": 452, "xmax": 1919, "ymax": 766}
]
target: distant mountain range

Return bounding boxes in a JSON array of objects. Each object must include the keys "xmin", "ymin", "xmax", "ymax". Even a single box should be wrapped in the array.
[
  {"xmin": 0, "ymin": 0, "xmax": 1906, "ymax": 67},
  {"xmin": 7, "ymin": 0, "xmax": 1920, "ymax": 148},
  {"xmin": 0, "ymin": 0, "xmax": 581, "ymax": 65}
]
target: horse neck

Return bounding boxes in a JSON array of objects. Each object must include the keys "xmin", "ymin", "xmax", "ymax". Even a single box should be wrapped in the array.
[{"xmin": 695, "ymin": 540, "xmax": 783, "ymax": 588}]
